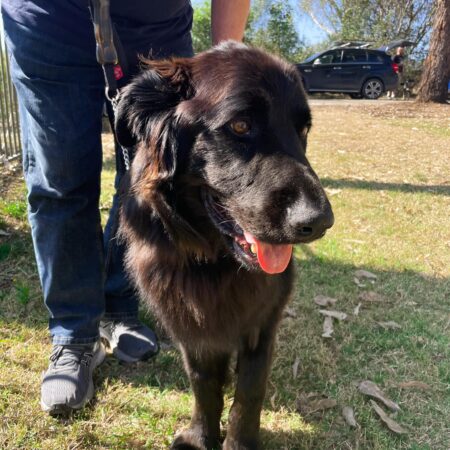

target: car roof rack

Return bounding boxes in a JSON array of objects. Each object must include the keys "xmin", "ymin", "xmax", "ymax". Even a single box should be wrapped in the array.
[{"xmin": 331, "ymin": 41, "xmax": 373, "ymax": 49}]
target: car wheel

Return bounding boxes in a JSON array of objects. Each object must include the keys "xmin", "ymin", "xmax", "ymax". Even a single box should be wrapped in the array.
[{"xmin": 362, "ymin": 79, "xmax": 384, "ymax": 99}]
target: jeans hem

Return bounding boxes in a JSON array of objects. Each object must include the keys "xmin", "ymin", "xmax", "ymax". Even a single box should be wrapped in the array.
[{"xmin": 52, "ymin": 335, "xmax": 99, "ymax": 345}]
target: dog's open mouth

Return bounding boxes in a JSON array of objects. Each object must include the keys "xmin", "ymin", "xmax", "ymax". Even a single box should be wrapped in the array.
[{"xmin": 202, "ymin": 191, "xmax": 292, "ymax": 274}]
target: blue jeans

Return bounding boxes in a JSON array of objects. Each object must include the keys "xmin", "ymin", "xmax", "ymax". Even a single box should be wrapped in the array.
[{"xmin": 3, "ymin": 15, "xmax": 193, "ymax": 345}]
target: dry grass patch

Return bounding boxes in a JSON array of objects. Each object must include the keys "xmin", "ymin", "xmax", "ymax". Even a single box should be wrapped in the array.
[{"xmin": 0, "ymin": 101, "xmax": 449, "ymax": 449}]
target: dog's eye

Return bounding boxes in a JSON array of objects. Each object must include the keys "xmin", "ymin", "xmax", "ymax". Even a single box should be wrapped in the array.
[{"xmin": 229, "ymin": 119, "xmax": 251, "ymax": 135}]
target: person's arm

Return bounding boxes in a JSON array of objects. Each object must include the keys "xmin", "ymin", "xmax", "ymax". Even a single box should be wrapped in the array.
[{"xmin": 211, "ymin": 0, "xmax": 251, "ymax": 45}]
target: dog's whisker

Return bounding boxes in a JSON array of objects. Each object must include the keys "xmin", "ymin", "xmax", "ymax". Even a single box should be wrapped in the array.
[{"xmin": 217, "ymin": 219, "xmax": 235, "ymax": 226}]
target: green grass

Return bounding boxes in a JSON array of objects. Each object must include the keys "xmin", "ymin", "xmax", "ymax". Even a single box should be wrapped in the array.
[
  {"xmin": 0, "ymin": 199, "xmax": 27, "ymax": 220},
  {"xmin": 0, "ymin": 102, "xmax": 449, "ymax": 449}
]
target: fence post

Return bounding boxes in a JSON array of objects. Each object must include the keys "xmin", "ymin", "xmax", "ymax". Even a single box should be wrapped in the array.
[{"xmin": 0, "ymin": 26, "xmax": 21, "ymax": 165}]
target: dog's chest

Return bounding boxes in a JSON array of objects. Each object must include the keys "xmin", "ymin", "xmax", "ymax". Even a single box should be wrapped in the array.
[{"xmin": 140, "ymin": 259, "xmax": 292, "ymax": 351}]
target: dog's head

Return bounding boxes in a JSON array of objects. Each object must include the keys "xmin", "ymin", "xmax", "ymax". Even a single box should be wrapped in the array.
[{"xmin": 116, "ymin": 42, "xmax": 333, "ymax": 274}]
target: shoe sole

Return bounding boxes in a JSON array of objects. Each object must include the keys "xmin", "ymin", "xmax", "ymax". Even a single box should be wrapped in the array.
[
  {"xmin": 99, "ymin": 328, "xmax": 159, "ymax": 364},
  {"xmin": 41, "ymin": 341, "xmax": 106, "ymax": 416}
]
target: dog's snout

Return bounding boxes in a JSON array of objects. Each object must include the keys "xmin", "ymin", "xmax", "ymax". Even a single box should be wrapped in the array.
[
  {"xmin": 319, "ymin": 206, "xmax": 335, "ymax": 230},
  {"xmin": 290, "ymin": 202, "xmax": 334, "ymax": 242}
]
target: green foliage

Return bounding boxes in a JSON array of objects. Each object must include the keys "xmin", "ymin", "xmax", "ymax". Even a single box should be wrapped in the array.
[
  {"xmin": 191, "ymin": 2, "xmax": 212, "ymax": 53},
  {"xmin": 339, "ymin": 0, "xmax": 371, "ymax": 40},
  {"xmin": 246, "ymin": 1, "xmax": 306, "ymax": 62},
  {"xmin": 0, "ymin": 243, "xmax": 12, "ymax": 262},
  {"xmin": 191, "ymin": 1, "xmax": 305, "ymax": 62},
  {"xmin": 301, "ymin": 0, "xmax": 434, "ymax": 59},
  {"xmin": 14, "ymin": 280, "xmax": 31, "ymax": 306}
]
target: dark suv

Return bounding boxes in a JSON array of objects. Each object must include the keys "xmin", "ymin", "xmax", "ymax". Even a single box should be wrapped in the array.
[{"xmin": 296, "ymin": 47, "xmax": 398, "ymax": 99}]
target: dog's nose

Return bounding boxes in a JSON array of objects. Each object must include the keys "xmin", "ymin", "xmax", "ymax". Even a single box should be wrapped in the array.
[{"xmin": 291, "ymin": 203, "xmax": 334, "ymax": 241}]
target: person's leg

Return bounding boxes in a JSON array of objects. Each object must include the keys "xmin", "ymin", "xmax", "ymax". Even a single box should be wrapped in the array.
[
  {"xmin": 4, "ymin": 16, "xmax": 106, "ymax": 414},
  {"xmin": 5, "ymin": 17, "xmax": 105, "ymax": 344}
]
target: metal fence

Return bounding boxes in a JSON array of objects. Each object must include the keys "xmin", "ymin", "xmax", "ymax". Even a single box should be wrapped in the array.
[{"xmin": 0, "ymin": 30, "xmax": 21, "ymax": 164}]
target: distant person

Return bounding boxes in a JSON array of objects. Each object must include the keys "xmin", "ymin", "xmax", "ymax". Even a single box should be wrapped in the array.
[{"xmin": 387, "ymin": 46, "xmax": 405, "ymax": 99}]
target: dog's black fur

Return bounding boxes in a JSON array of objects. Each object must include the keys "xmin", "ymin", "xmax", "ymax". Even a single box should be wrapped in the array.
[{"xmin": 116, "ymin": 42, "xmax": 334, "ymax": 450}]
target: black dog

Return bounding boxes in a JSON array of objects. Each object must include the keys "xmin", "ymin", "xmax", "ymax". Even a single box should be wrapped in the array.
[{"xmin": 115, "ymin": 42, "xmax": 334, "ymax": 450}]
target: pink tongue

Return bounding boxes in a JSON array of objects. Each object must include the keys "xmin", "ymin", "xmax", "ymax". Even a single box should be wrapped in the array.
[{"xmin": 244, "ymin": 231, "xmax": 293, "ymax": 274}]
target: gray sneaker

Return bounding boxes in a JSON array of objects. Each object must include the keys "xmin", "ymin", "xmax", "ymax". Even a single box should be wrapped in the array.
[
  {"xmin": 100, "ymin": 318, "xmax": 159, "ymax": 363},
  {"xmin": 40, "ymin": 340, "xmax": 105, "ymax": 416}
]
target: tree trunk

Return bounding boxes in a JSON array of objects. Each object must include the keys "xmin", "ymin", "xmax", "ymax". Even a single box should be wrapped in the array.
[{"xmin": 416, "ymin": 0, "xmax": 450, "ymax": 103}]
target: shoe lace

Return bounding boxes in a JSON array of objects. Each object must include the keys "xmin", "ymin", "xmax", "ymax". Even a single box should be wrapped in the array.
[{"xmin": 49, "ymin": 345, "xmax": 94, "ymax": 370}]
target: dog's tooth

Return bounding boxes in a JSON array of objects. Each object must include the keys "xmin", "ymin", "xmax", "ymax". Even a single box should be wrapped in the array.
[{"xmin": 250, "ymin": 244, "xmax": 257, "ymax": 255}]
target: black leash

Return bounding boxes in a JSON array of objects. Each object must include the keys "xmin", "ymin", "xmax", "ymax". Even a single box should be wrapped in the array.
[{"xmin": 90, "ymin": 0, "xmax": 131, "ymax": 170}]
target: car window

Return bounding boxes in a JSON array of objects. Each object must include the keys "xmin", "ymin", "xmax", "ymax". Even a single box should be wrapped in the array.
[
  {"xmin": 313, "ymin": 50, "xmax": 342, "ymax": 65},
  {"xmin": 367, "ymin": 52, "xmax": 385, "ymax": 63},
  {"xmin": 302, "ymin": 52, "xmax": 321, "ymax": 63},
  {"xmin": 342, "ymin": 49, "xmax": 367, "ymax": 63}
]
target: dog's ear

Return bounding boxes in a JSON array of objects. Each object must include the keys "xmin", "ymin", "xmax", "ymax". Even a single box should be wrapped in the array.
[
  {"xmin": 116, "ymin": 58, "xmax": 208, "ymax": 249},
  {"xmin": 114, "ymin": 58, "xmax": 194, "ymax": 148}
]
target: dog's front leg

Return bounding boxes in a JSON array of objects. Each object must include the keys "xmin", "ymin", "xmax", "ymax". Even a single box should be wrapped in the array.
[
  {"xmin": 223, "ymin": 327, "xmax": 277, "ymax": 450},
  {"xmin": 171, "ymin": 346, "xmax": 230, "ymax": 450}
]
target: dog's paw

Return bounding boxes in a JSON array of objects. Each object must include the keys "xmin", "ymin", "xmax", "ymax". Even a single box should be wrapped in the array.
[{"xmin": 170, "ymin": 430, "xmax": 208, "ymax": 450}]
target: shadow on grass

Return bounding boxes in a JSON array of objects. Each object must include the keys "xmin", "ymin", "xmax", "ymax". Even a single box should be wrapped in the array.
[
  {"xmin": 2, "ymin": 226, "xmax": 449, "ymax": 448},
  {"xmin": 322, "ymin": 177, "xmax": 450, "ymax": 196},
  {"xmin": 2, "ymin": 229, "xmax": 449, "ymax": 370}
]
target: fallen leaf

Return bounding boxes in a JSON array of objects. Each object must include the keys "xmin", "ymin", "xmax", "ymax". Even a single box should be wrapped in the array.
[
  {"xmin": 355, "ymin": 269, "xmax": 377, "ymax": 280},
  {"xmin": 314, "ymin": 295, "xmax": 338, "ymax": 307},
  {"xmin": 342, "ymin": 406, "xmax": 358, "ymax": 427},
  {"xmin": 358, "ymin": 381, "xmax": 400, "ymax": 412},
  {"xmin": 304, "ymin": 392, "xmax": 321, "ymax": 399},
  {"xmin": 270, "ymin": 392, "xmax": 277, "ymax": 409},
  {"xmin": 319, "ymin": 309, "xmax": 347, "ymax": 321},
  {"xmin": 404, "ymin": 301, "xmax": 418, "ymax": 306},
  {"xmin": 0, "ymin": 229, "xmax": 10, "ymax": 237},
  {"xmin": 370, "ymin": 400, "xmax": 407, "ymax": 434},
  {"xmin": 396, "ymin": 381, "xmax": 430, "ymax": 390},
  {"xmin": 353, "ymin": 303, "xmax": 362, "ymax": 316},
  {"xmin": 308, "ymin": 398, "xmax": 337, "ymax": 413},
  {"xmin": 325, "ymin": 188, "xmax": 342, "ymax": 196},
  {"xmin": 284, "ymin": 307, "xmax": 297, "ymax": 318},
  {"xmin": 292, "ymin": 356, "xmax": 301, "ymax": 379},
  {"xmin": 358, "ymin": 291, "xmax": 384, "ymax": 302},
  {"xmin": 1, "ymin": 157, "xmax": 12, "ymax": 171},
  {"xmin": 322, "ymin": 316, "xmax": 334, "ymax": 338},
  {"xmin": 297, "ymin": 393, "xmax": 337, "ymax": 415},
  {"xmin": 377, "ymin": 321, "xmax": 402, "ymax": 330},
  {"xmin": 354, "ymin": 277, "xmax": 366, "ymax": 288}
]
